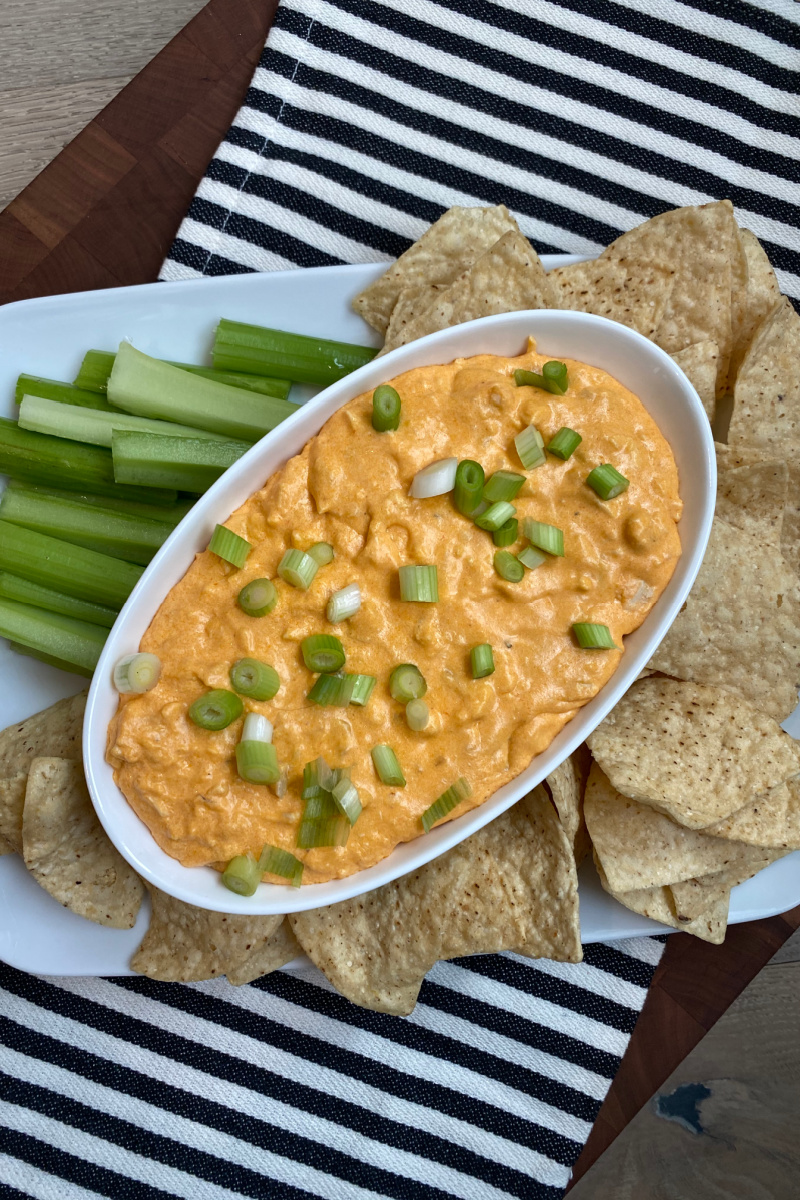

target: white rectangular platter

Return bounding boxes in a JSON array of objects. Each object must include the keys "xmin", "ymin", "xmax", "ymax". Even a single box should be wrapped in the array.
[{"xmin": 1, "ymin": 260, "xmax": 798, "ymax": 977}]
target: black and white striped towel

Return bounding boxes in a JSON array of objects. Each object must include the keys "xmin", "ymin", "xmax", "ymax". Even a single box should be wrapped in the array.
[{"xmin": 2, "ymin": 1, "xmax": 798, "ymax": 1196}]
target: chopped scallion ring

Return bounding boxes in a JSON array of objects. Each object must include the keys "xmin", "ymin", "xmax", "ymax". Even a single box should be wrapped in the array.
[
  {"xmin": 278, "ymin": 547, "xmax": 319, "ymax": 590},
  {"xmin": 454, "ymin": 459, "xmax": 485, "ymax": 515},
  {"xmin": 587, "ymin": 463, "xmax": 630, "ymax": 500},
  {"xmin": 399, "ymin": 564, "xmax": 438, "ymax": 602},
  {"xmin": 492, "ymin": 517, "xmax": 518, "ymax": 548},
  {"xmin": 389, "ymin": 663, "xmax": 427, "ymax": 702},
  {"xmin": 421, "ymin": 777, "xmax": 472, "ymax": 832},
  {"xmin": 307, "ymin": 672, "xmax": 356, "ymax": 707},
  {"xmin": 410, "ymin": 457, "xmax": 458, "ymax": 499},
  {"xmin": 327, "ymin": 582, "xmax": 361, "ymax": 623},
  {"xmin": 258, "ymin": 844, "xmax": 303, "ymax": 887},
  {"xmin": 475, "ymin": 500, "xmax": 515, "ymax": 532},
  {"xmin": 371, "ymin": 744, "xmax": 406, "ymax": 787},
  {"xmin": 513, "ymin": 362, "xmax": 568, "ymax": 395},
  {"xmin": 208, "ymin": 524, "xmax": 252, "ymax": 568},
  {"xmin": 372, "ymin": 384, "xmax": 401, "ymax": 431},
  {"xmin": 236, "ymin": 739, "xmax": 280, "ymax": 784},
  {"xmin": 242, "ymin": 712, "xmax": 272, "ymax": 743},
  {"xmin": 229, "ymin": 658, "xmax": 280, "ymax": 700},
  {"xmin": 405, "ymin": 699, "xmax": 430, "ymax": 731},
  {"xmin": 518, "ymin": 545, "xmax": 547, "ymax": 571},
  {"xmin": 112, "ymin": 652, "xmax": 161, "ymax": 694},
  {"xmin": 301, "ymin": 634, "xmax": 346, "ymax": 673},
  {"xmin": 470, "ymin": 644, "xmax": 495, "ymax": 679},
  {"xmin": 547, "ymin": 427, "xmax": 582, "ymax": 460},
  {"xmin": 514, "ymin": 424, "xmax": 546, "ymax": 470},
  {"xmin": 493, "ymin": 550, "xmax": 525, "ymax": 583},
  {"xmin": 572, "ymin": 622, "xmax": 619, "ymax": 649},
  {"xmin": 302, "ymin": 756, "xmax": 334, "ymax": 800},
  {"xmin": 222, "ymin": 855, "xmax": 261, "ymax": 896},
  {"xmin": 237, "ymin": 578, "xmax": 277, "ymax": 617},
  {"xmin": 483, "ymin": 470, "xmax": 525, "ymax": 503},
  {"xmin": 349, "ymin": 674, "xmax": 377, "ymax": 706},
  {"xmin": 523, "ymin": 518, "xmax": 564, "ymax": 557},
  {"xmin": 297, "ymin": 815, "xmax": 351, "ymax": 849},
  {"xmin": 331, "ymin": 777, "xmax": 362, "ymax": 825},
  {"xmin": 307, "ymin": 541, "xmax": 334, "ymax": 565},
  {"xmin": 188, "ymin": 689, "xmax": 243, "ymax": 730}
]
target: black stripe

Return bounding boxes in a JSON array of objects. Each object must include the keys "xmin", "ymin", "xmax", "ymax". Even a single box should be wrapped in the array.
[
  {"xmin": 0, "ymin": 1186, "xmax": 35, "ymax": 1199},
  {"xmin": 189, "ymin": 196, "xmax": 345, "ymax": 268},
  {"xmin": 0, "ymin": 1126, "xmax": 172, "ymax": 1200},
  {"xmin": 582, "ymin": 942, "xmax": 660, "ymax": 989},
  {"xmin": 253, "ymin": 970, "xmax": 602, "ymax": 1121},
  {"xmin": 448, "ymin": 957, "xmax": 639, "ymax": 1034},
  {"xmin": 680, "ymin": 0, "xmax": 800, "ymax": 47},
  {"xmin": 270, "ymin": 12, "xmax": 800, "ymax": 228},
  {"xmin": 165, "ymin": 236, "xmax": 254, "ymax": 277}
]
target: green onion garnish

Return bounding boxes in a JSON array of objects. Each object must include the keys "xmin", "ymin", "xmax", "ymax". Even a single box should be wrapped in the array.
[
  {"xmin": 188, "ymin": 689, "xmax": 243, "ymax": 730},
  {"xmin": 349, "ymin": 674, "xmax": 377, "ymax": 706},
  {"xmin": 237, "ymin": 578, "xmax": 277, "ymax": 616},
  {"xmin": 371, "ymin": 744, "xmax": 406, "ymax": 787},
  {"xmin": 573, "ymin": 622, "xmax": 619, "ymax": 649},
  {"xmin": 513, "ymin": 362, "xmax": 568, "ymax": 395},
  {"xmin": 454, "ymin": 460, "xmax": 485, "ymax": 515},
  {"xmin": 399, "ymin": 564, "xmax": 438, "ymax": 603},
  {"xmin": 277, "ymin": 548, "xmax": 318, "ymax": 590},
  {"xmin": 229, "ymin": 657, "xmax": 280, "ymax": 700},
  {"xmin": 492, "ymin": 518, "xmax": 518, "ymax": 548},
  {"xmin": 301, "ymin": 634, "xmax": 346, "ymax": 673},
  {"xmin": 406, "ymin": 699, "xmax": 430, "ymax": 731},
  {"xmin": 389, "ymin": 663, "xmax": 427, "ymax": 702},
  {"xmin": 112, "ymin": 652, "xmax": 161, "ymax": 694},
  {"xmin": 475, "ymin": 500, "xmax": 516, "ymax": 532},
  {"xmin": 327, "ymin": 582, "xmax": 361, "ymax": 623},
  {"xmin": 222, "ymin": 854, "xmax": 261, "ymax": 896},
  {"xmin": 586, "ymin": 464, "xmax": 630, "ymax": 500},
  {"xmin": 331, "ymin": 777, "xmax": 362, "ymax": 825},
  {"xmin": 242, "ymin": 712, "xmax": 272, "ymax": 743},
  {"xmin": 236, "ymin": 740, "xmax": 280, "ymax": 784},
  {"xmin": 523, "ymin": 519, "xmax": 564, "ymax": 557},
  {"xmin": 547, "ymin": 427, "xmax": 582, "ymax": 460},
  {"xmin": 297, "ymin": 814, "xmax": 351, "ymax": 849},
  {"xmin": 208, "ymin": 524, "xmax": 252, "ymax": 568},
  {"xmin": 307, "ymin": 672, "xmax": 356, "ymax": 707},
  {"xmin": 514, "ymin": 425, "xmax": 546, "ymax": 470},
  {"xmin": 302, "ymin": 756, "xmax": 334, "ymax": 800},
  {"xmin": 483, "ymin": 470, "xmax": 525, "ymax": 503},
  {"xmin": 303, "ymin": 791, "xmax": 339, "ymax": 820},
  {"xmin": 493, "ymin": 550, "xmax": 525, "ymax": 583},
  {"xmin": 258, "ymin": 844, "xmax": 303, "ymax": 888},
  {"xmin": 372, "ymin": 384, "xmax": 401, "ymax": 431},
  {"xmin": 307, "ymin": 541, "xmax": 334, "ymax": 565},
  {"xmin": 470, "ymin": 644, "xmax": 495, "ymax": 679},
  {"xmin": 518, "ymin": 545, "xmax": 547, "ymax": 570},
  {"xmin": 421, "ymin": 777, "xmax": 472, "ymax": 833}
]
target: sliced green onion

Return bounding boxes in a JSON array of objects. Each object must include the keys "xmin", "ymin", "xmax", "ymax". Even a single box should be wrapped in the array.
[
  {"xmin": 302, "ymin": 756, "xmax": 334, "ymax": 800},
  {"xmin": 389, "ymin": 663, "xmax": 427, "ymax": 702},
  {"xmin": 454, "ymin": 460, "xmax": 485, "ymax": 515},
  {"xmin": 278, "ymin": 548, "xmax": 318, "ymax": 590},
  {"xmin": 331, "ymin": 777, "xmax": 362, "ymax": 825},
  {"xmin": 237, "ymin": 578, "xmax": 277, "ymax": 617},
  {"xmin": 302, "ymin": 792, "xmax": 339, "ymax": 821},
  {"xmin": 242, "ymin": 713, "xmax": 272, "ymax": 743},
  {"xmin": 586, "ymin": 464, "xmax": 630, "ymax": 501},
  {"xmin": 483, "ymin": 470, "xmax": 525, "ymax": 503},
  {"xmin": 236, "ymin": 740, "xmax": 280, "ymax": 784},
  {"xmin": 518, "ymin": 545, "xmax": 547, "ymax": 570},
  {"xmin": 209, "ymin": 524, "xmax": 251, "ymax": 568},
  {"xmin": 112, "ymin": 652, "xmax": 161, "ymax": 694},
  {"xmin": 297, "ymin": 814, "xmax": 351, "ymax": 849},
  {"xmin": 222, "ymin": 855, "xmax": 261, "ymax": 896},
  {"xmin": 330, "ymin": 766, "xmax": 352, "ymax": 789},
  {"xmin": 475, "ymin": 500, "xmax": 515, "ymax": 532},
  {"xmin": 229, "ymin": 658, "xmax": 280, "ymax": 701},
  {"xmin": 470, "ymin": 644, "xmax": 495, "ymax": 679},
  {"xmin": 513, "ymin": 362, "xmax": 568, "ymax": 395},
  {"xmin": 399, "ymin": 564, "xmax": 438, "ymax": 603},
  {"xmin": 371, "ymin": 744, "xmax": 406, "ymax": 787},
  {"xmin": 547, "ymin": 427, "xmax": 582, "ymax": 460},
  {"xmin": 410, "ymin": 457, "xmax": 458, "ymax": 499},
  {"xmin": 307, "ymin": 672, "xmax": 356, "ymax": 707},
  {"xmin": 307, "ymin": 541, "xmax": 334, "ymax": 565},
  {"xmin": 327, "ymin": 582, "xmax": 361, "ymax": 623},
  {"xmin": 405, "ymin": 699, "xmax": 430, "ymax": 731},
  {"xmin": 301, "ymin": 634, "xmax": 346, "ymax": 673},
  {"xmin": 258, "ymin": 844, "xmax": 303, "ymax": 888},
  {"xmin": 514, "ymin": 425, "xmax": 547, "ymax": 470},
  {"xmin": 523, "ymin": 519, "xmax": 565, "ymax": 557},
  {"xmin": 493, "ymin": 550, "xmax": 525, "ymax": 583},
  {"xmin": 372, "ymin": 384, "xmax": 401, "ymax": 431},
  {"xmin": 349, "ymin": 674, "xmax": 377, "ymax": 707},
  {"xmin": 421, "ymin": 777, "xmax": 473, "ymax": 833},
  {"xmin": 188, "ymin": 689, "xmax": 243, "ymax": 730},
  {"xmin": 572, "ymin": 622, "xmax": 619, "ymax": 649},
  {"xmin": 492, "ymin": 518, "xmax": 518, "ymax": 548}
]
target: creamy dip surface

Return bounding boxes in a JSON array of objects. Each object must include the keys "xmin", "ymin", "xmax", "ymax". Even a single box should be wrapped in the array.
[{"xmin": 107, "ymin": 344, "xmax": 682, "ymax": 885}]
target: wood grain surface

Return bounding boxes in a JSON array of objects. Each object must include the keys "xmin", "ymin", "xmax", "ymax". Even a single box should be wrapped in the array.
[{"xmin": 1, "ymin": 0, "xmax": 798, "ymax": 1186}]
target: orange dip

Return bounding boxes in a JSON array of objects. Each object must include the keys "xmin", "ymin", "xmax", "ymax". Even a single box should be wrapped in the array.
[{"xmin": 107, "ymin": 344, "xmax": 682, "ymax": 884}]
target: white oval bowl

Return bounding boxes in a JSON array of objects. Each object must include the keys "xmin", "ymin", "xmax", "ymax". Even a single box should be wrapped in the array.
[{"xmin": 84, "ymin": 310, "xmax": 716, "ymax": 913}]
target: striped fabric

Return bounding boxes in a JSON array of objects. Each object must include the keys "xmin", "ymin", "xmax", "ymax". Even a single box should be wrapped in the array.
[{"xmin": 0, "ymin": 938, "xmax": 666, "ymax": 1198}]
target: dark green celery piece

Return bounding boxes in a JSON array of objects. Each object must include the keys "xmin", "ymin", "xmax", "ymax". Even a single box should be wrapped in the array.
[
  {"xmin": 213, "ymin": 318, "xmax": 377, "ymax": 386},
  {"xmin": 75, "ymin": 349, "xmax": 292, "ymax": 400},
  {"xmin": 0, "ymin": 417, "xmax": 176, "ymax": 506},
  {"xmin": 4, "ymin": 481, "xmax": 192, "ymax": 527},
  {"xmin": 112, "ymin": 431, "xmax": 250, "ymax": 494},
  {"xmin": 8, "ymin": 641, "xmax": 94, "ymax": 678},
  {"xmin": 14, "ymin": 374, "xmax": 115, "ymax": 412},
  {"xmin": 0, "ymin": 598, "xmax": 107, "ymax": 675},
  {"xmin": 0, "ymin": 486, "xmax": 169, "ymax": 567},
  {"xmin": 0, "ymin": 571, "xmax": 117, "ymax": 627},
  {"xmin": 0, "ymin": 520, "xmax": 142, "ymax": 609},
  {"xmin": 108, "ymin": 342, "xmax": 295, "ymax": 442}
]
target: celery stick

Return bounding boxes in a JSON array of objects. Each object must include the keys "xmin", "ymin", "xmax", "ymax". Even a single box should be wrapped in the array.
[
  {"xmin": 4, "ymin": 481, "xmax": 192, "ymax": 527},
  {"xmin": 0, "ymin": 417, "xmax": 176, "ymax": 506},
  {"xmin": 19, "ymin": 394, "xmax": 233, "ymax": 450},
  {"xmin": 8, "ymin": 641, "xmax": 94, "ymax": 678},
  {"xmin": 76, "ymin": 348, "xmax": 292, "ymax": 400},
  {"xmin": 112, "ymin": 431, "xmax": 250, "ymax": 493},
  {"xmin": 108, "ymin": 343, "xmax": 296, "ymax": 441},
  {"xmin": 0, "ymin": 520, "xmax": 142, "ymax": 608},
  {"xmin": 0, "ymin": 598, "xmax": 106, "ymax": 674},
  {"xmin": 0, "ymin": 571, "xmax": 117, "ymax": 627},
  {"xmin": 14, "ymin": 374, "xmax": 115, "ymax": 412},
  {"xmin": 0, "ymin": 486, "xmax": 170, "ymax": 566},
  {"xmin": 213, "ymin": 318, "xmax": 376, "ymax": 385}
]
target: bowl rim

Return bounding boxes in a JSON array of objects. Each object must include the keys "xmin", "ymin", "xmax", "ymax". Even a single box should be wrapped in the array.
[{"xmin": 84, "ymin": 306, "xmax": 717, "ymax": 913}]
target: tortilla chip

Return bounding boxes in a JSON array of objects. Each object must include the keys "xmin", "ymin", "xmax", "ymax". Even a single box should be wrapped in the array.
[
  {"xmin": 715, "ymin": 454, "xmax": 787, "ymax": 546},
  {"xmin": 352, "ymin": 205, "xmax": 519, "ymax": 334},
  {"xmin": 22, "ymin": 757, "xmax": 143, "ymax": 928},
  {"xmin": 728, "ymin": 296, "xmax": 800, "ymax": 452},
  {"xmin": 226, "ymin": 918, "xmax": 302, "ymax": 986},
  {"xmin": 587, "ymin": 677, "xmax": 800, "ymax": 829},
  {"xmin": 594, "ymin": 856, "xmax": 727, "ymax": 944},
  {"xmin": 647, "ymin": 515, "xmax": 800, "ymax": 722},
  {"xmin": 545, "ymin": 745, "xmax": 591, "ymax": 865},
  {"xmin": 381, "ymin": 230, "xmax": 553, "ymax": 353},
  {"xmin": 548, "ymin": 256, "xmax": 672, "ymax": 339},
  {"xmin": 0, "ymin": 690, "xmax": 87, "ymax": 853},
  {"xmin": 290, "ymin": 786, "xmax": 581, "ymax": 1015},
  {"xmin": 670, "ymin": 341, "xmax": 719, "ymax": 421},
  {"xmin": 703, "ymin": 778, "xmax": 800, "ymax": 849},
  {"xmin": 729, "ymin": 228, "xmax": 782, "ymax": 384},
  {"xmin": 132, "ymin": 884, "xmax": 285, "ymax": 982},
  {"xmin": 670, "ymin": 850, "xmax": 785, "ymax": 922},
  {"xmin": 782, "ymin": 461, "xmax": 800, "ymax": 578}
]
